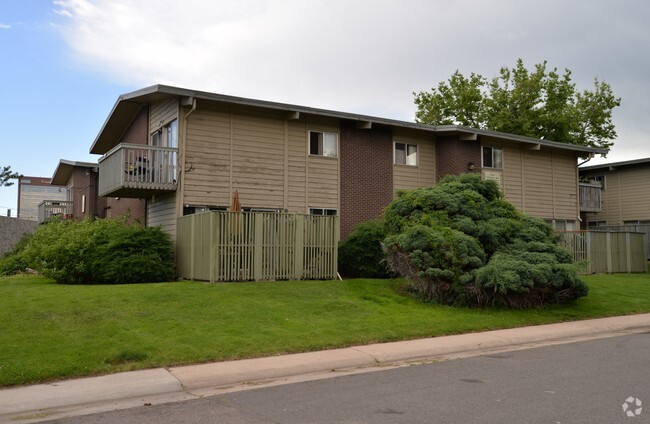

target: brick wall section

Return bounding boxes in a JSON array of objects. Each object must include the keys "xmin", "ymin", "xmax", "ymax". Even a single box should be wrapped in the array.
[
  {"xmin": 70, "ymin": 168, "xmax": 102, "ymax": 219},
  {"xmin": 106, "ymin": 198, "xmax": 146, "ymax": 225},
  {"xmin": 435, "ymin": 135, "xmax": 482, "ymax": 181},
  {"xmin": 340, "ymin": 121, "xmax": 393, "ymax": 239},
  {"xmin": 119, "ymin": 106, "xmax": 149, "ymax": 145}
]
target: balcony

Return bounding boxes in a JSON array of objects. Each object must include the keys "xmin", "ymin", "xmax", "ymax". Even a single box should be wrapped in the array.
[
  {"xmin": 579, "ymin": 182, "xmax": 602, "ymax": 213},
  {"xmin": 98, "ymin": 143, "xmax": 178, "ymax": 198},
  {"xmin": 38, "ymin": 201, "xmax": 73, "ymax": 223}
]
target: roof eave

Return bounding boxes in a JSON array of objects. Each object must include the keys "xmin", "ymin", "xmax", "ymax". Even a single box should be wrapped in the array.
[{"xmin": 89, "ymin": 84, "xmax": 608, "ymax": 156}]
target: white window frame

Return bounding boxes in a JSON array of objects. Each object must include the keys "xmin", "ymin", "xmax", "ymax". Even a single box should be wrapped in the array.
[
  {"xmin": 394, "ymin": 142, "xmax": 418, "ymax": 166},
  {"xmin": 309, "ymin": 208, "xmax": 338, "ymax": 216},
  {"xmin": 482, "ymin": 146, "xmax": 503, "ymax": 169},
  {"xmin": 308, "ymin": 131, "xmax": 338, "ymax": 158},
  {"xmin": 151, "ymin": 119, "xmax": 178, "ymax": 148},
  {"xmin": 590, "ymin": 175, "xmax": 606, "ymax": 190}
]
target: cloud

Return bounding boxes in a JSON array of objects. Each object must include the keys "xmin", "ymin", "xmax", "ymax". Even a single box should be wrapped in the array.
[
  {"xmin": 53, "ymin": 0, "xmax": 650, "ymax": 159},
  {"xmin": 0, "ymin": 23, "xmax": 11, "ymax": 29}
]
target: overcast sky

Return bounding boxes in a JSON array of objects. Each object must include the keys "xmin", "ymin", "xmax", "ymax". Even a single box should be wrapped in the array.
[{"xmin": 1, "ymin": 0, "xmax": 648, "ymax": 216}]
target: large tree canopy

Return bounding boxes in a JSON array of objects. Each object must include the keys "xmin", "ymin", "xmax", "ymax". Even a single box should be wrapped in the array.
[
  {"xmin": 414, "ymin": 59, "xmax": 620, "ymax": 150},
  {"xmin": 1, "ymin": 166, "xmax": 21, "ymax": 187}
]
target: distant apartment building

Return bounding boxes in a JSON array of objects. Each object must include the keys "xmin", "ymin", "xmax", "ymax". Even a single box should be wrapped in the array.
[{"xmin": 17, "ymin": 176, "xmax": 66, "ymax": 221}]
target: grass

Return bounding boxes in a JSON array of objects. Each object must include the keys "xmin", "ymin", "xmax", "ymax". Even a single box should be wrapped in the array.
[{"xmin": 1, "ymin": 273, "xmax": 649, "ymax": 387}]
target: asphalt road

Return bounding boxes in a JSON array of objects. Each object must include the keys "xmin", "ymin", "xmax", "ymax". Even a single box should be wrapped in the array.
[{"xmin": 46, "ymin": 332, "xmax": 650, "ymax": 424}]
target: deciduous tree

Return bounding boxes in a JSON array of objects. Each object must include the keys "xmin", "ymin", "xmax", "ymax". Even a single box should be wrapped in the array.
[{"xmin": 414, "ymin": 59, "xmax": 620, "ymax": 150}]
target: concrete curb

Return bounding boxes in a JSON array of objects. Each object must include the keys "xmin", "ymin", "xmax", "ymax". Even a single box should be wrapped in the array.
[{"xmin": 1, "ymin": 314, "xmax": 649, "ymax": 423}]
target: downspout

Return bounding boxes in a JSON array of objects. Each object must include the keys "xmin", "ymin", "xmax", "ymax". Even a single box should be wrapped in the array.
[
  {"xmin": 578, "ymin": 152, "xmax": 595, "ymax": 167},
  {"xmin": 179, "ymin": 97, "xmax": 196, "ymax": 216}
]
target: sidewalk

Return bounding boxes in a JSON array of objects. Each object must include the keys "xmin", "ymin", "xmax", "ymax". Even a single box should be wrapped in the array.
[{"xmin": 2, "ymin": 313, "xmax": 650, "ymax": 423}]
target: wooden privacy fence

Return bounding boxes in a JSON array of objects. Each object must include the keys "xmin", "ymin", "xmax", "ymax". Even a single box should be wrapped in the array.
[
  {"xmin": 591, "ymin": 225, "xmax": 650, "ymax": 259},
  {"xmin": 557, "ymin": 231, "xmax": 648, "ymax": 274},
  {"xmin": 176, "ymin": 211, "xmax": 339, "ymax": 282}
]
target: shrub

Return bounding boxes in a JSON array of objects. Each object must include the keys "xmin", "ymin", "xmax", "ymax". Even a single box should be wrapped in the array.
[
  {"xmin": 383, "ymin": 173, "xmax": 587, "ymax": 308},
  {"xmin": 338, "ymin": 220, "xmax": 390, "ymax": 278},
  {"xmin": 0, "ymin": 218, "xmax": 174, "ymax": 284}
]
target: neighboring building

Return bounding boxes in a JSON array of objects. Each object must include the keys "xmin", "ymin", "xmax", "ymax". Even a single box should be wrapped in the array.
[
  {"xmin": 89, "ymin": 85, "xmax": 606, "ymax": 240},
  {"xmin": 17, "ymin": 176, "xmax": 66, "ymax": 221},
  {"xmin": 49, "ymin": 160, "xmax": 146, "ymax": 224},
  {"xmin": 579, "ymin": 157, "xmax": 650, "ymax": 227}
]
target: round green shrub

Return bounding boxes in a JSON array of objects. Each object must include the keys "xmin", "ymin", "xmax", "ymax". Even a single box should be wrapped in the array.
[
  {"xmin": 383, "ymin": 173, "xmax": 587, "ymax": 307},
  {"xmin": 0, "ymin": 218, "xmax": 174, "ymax": 284}
]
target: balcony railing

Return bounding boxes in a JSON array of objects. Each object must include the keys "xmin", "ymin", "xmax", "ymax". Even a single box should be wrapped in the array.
[
  {"xmin": 98, "ymin": 143, "xmax": 178, "ymax": 198},
  {"xmin": 579, "ymin": 183, "xmax": 602, "ymax": 213},
  {"xmin": 38, "ymin": 200, "xmax": 73, "ymax": 223}
]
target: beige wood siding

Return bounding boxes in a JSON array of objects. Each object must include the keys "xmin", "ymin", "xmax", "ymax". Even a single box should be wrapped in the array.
[
  {"xmin": 182, "ymin": 104, "xmax": 339, "ymax": 212},
  {"xmin": 522, "ymin": 149, "xmax": 555, "ymax": 218},
  {"xmin": 619, "ymin": 166, "xmax": 650, "ymax": 221},
  {"xmin": 148, "ymin": 193, "xmax": 177, "ymax": 240},
  {"xmin": 483, "ymin": 138, "xmax": 579, "ymax": 223},
  {"xmin": 307, "ymin": 118, "xmax": 339, "ymax": 210},
  {"xmin": 307, "ymin": 156, "xmax": 339, "ymax": 209},
  {"xmin": 502, "ymin": 144, "xmax": 523, "ymax": 210},
  {"xmin": 551, "ymin": 151, "xmax": 579, "ymax": 219},
  {"xmin": 287, "ymin": 120, "xmax": 308, "ymax": 211},
  {"xmin": 183, "ymin": 102, "xmax": 231, "ymax": 207},
  {"xmin": 231, "ymin": 106, "xmax": 285, "ymax": 209},
  {"xmin": 583, "ymin": 165, "xmax": 650, "ymax": 225},
  {"xmin": 150, "ymin": 99, "xmax": 179, "ymax": 133},
  {"xmin": 392, "ymin": 130, "xmax": 436, "ymax": 193}
]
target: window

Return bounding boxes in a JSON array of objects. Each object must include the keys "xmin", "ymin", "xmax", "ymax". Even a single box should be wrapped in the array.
[
  {"xmin": 151, "ymin": 119, "xmax": 178, "ymax": 148},
  {"xmin": 309, "ymin": 208, "xmax": 337, "ymax": 216},
  {"xmin": 589, "ymin": 175, "xmax": 606, "ymax": 190},
  {"xmin": 482, "ymin": 146, "xmax": 503, "ymax": 169},
  {"xmin": 588, "ymin": 221, "xmax": 607, "ymax": 228},
  {"xmin": 309, "ymin": 131, "xmax": 337, "ymax": 157},
  {"xmin": 183, "ymin": 205, "xmax": 227, "ymax": 215},
  {"xmin": 394, "ymin": 142, "xmax": 418, "ymax": 166},
  {"xmin": 245, "ymin": 207, "xmax": 285, "ymax": 213}
]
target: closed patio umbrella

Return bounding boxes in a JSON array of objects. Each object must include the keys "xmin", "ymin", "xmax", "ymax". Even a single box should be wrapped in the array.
[{"xmin": 230, "ymin": 190, "xmax": 241, "ymax": 212}]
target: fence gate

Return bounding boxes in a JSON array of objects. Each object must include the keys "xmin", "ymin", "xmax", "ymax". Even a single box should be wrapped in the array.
[{"xmin": 176, "ymin": 211, "xmax": 339, "ymax": 282}]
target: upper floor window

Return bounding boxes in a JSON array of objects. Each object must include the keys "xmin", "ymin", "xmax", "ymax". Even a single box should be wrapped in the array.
[
  {"xmin": 394, "ymin": 142, "xmax": 418, "ymax": 166},
  {"xmin": 482, "ymin": 146, "xmax": 503, "ymax": 169},
  {"xmin": 309, "ymin": 131, "xmax": 337, "ymax": 157},
  {"xmin": 151, "ymin": 119, "xmax": 178, "ymax": 148},
  {"xmin": 590, "ymin": 175, "xmax": 606, "ymax": 190}
]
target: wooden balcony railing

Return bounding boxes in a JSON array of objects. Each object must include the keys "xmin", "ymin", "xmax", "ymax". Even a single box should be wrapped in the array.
[
  {"xmin": 37, "ymin": 200, "xmax": 73, "ymax": 223},
  {"xmin": 98, "ymin": 143, "xmax": 178, "ymax": 198},
  {"xmin": 579, "ymin": 183, "xmax": 602, "ymax": 213}
]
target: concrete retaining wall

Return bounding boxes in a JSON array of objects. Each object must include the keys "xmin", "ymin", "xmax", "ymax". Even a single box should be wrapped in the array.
[{"xmin": 0, "ymin": 216, "xmax": 37, "ymax": 257}]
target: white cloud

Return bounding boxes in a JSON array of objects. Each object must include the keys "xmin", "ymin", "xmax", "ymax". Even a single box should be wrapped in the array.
[
  {"xmin": 53, "ymin": 0, "xmax": 650, "ymax": 158},
  {"xmin": 0, "ymin": 23, "xmax": 11, "ymax": 29}
]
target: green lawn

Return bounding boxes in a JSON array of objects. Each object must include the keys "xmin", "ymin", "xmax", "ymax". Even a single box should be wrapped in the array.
[{"xmin": 1, "ymin": 273, "xmax": 649, "ymax": 387}]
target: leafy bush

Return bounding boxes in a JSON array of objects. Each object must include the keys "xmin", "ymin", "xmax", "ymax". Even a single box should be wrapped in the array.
[
  {"xmin": 383, "ymin": 173, "xmax": 587, "ymax": 308},
  {"xmin": 0, "ymin": 218, "xmax": 174, "ymax": 284},
  {"xmin": 338, "ymin": 220, "xmax": 390, "ymax": 278}
]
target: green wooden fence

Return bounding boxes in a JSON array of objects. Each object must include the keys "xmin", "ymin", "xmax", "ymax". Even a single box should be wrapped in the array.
[
  {"xmin": 176, "ymin": 211, "xmax": 339, "ymax": 282},
  {"xmin": 558, "ymin": 230, "xmax": 648, "ymax": 274}
]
